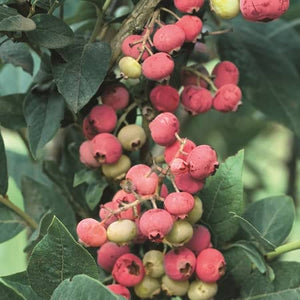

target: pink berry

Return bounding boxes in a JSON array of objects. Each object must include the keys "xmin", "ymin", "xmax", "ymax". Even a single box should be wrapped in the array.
[
  {"xmin": 88, "ymin": 104, "xmax": 117, "ymax": 133},
  {"xmin": 170, "ymin": 158, "xmax": 189, "ymax": 175},
  {"xmin": 187, "ymin": 145, "xmax": 219, "ymax": 180},
  {"xmin": 186, "ymin": 225, "xmax": 211, "ymax": 255},
  {"xmin": 139, "ymin": 208, "xmax": 174, "ymax": 242},
  {"xmin": 160, "ymin": 183, "xmax": 169, "ymax": 198},
  {"xmin": 212, "ymin": 61, "xmax": 239, "ymax": 88},
  {"xmin": 79, "ymin": 141, "xmax": 101, "ymax": 168},
  {"xmin": 150, "ymin": 85, "xmax": 180, "ymax": 112},
  {"xmin": 196, "ymin": 248, "xmax": 226, "ymax": 282},
  {"xmin": 149, "ymin": 112, "xmax": 180, "ymax": 146},
  {"xmin": 91, "ymin": 133, "xmax": 122, "ymax": 164},
  {"xmin": 181, "ymin": 66, "xmax": 209, "ymax": 88},
  {"xmin": 99, "ymin": 201, "xmax": 119, "ymax": 227},
  {"xmin": 174, "ymin": 0, "xmax": 205, "ymax": 13},
  {"xmin": 101, "ymin": 84, "xmax": 130, "ymax": 111},
  {"xmin": 164, "ymin": 192, "xmax": 195, "ymax": 219},
  {"xmin": 153, "ymin": 25, "xmax": 185, "ymax": 53},
  {"xmin": 174, "ymin": 172, "xmax": 205, "ymax": 194},
  {"xmin": 121, "ymin": 34, "xmax": 150, "ymax": 61},
  {"xmin": 112, "ymin": 253, "xmax": 145, "ymax": 287},
  {"xmin": 76, "ymin": 218, "xmax": 107, "ymax": 247},
  {"xmin": 176, "ymin": 15, "xmax": 203, "ymax": 42},
  {"xmin": 164, "ymin": 247, "xmax": 196, "ymax": 281},
  {"xmin": 97, "ymin": 242, "xmax": 130, "ymax": 272},
  {"xmin": 125, "ymin": 164, "xmax": 159, "ymax": 195},
  {"xmin": 107, "ymin": 284, "xmax": 131, "ymax": 300},
  {"xmin": 181, "ymin": 86, "xmax": 213, "ymax": 115},
  {"xmin": 83, "ymin": 116, "xmax": 97, "ymax": 140},
  {"xmin": 213, "ymin": 84, "xmax": 242, "ymax": 112},
  {"xmin": 142, "ymin": 52, "xmax": 175, "ymax": 81},
  {"xmin": 164, "ymin": 139, "xmax": 196, "ymax": 164}
]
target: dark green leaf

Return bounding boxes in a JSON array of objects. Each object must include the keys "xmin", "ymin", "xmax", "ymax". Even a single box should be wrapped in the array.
[
  {"xmin": 26, "ymin": 14, "xmax": 74, "ymax": 49},
  {"xmin": 31, "ymin": 0, "xmax": 65, "ymax": 10},
  {"xmin": 51, "ymin": 274, "xmax": 122, "ymax": 300},
  {"xmin": 27, "ymin": 216, "xmax": 99, "ymax": 299},
  {"xmin": 23, "ymin": 90, "xmax": 64, "ymax": 158},
  {"xmin": 52, "ymin": 41, "xmax": 111, "ymax": 112},
  {"xmin": 0, "ymin": 94, "xmax": 26, "ymax": 129},
  {"xmin": 82, "ymin": 0, "xmax": 104, "ymax": 9},
  {"xmin": 0, "ymin": 6, "xmax": 36, "ymax": 32},
  {"xmin": 85, "ymin": 180, "xmax": 108, "ymax": 210},
  {"xmin": 0, "ymin": 39, "xmax": 33, "ymax": 74},
  {"xmin": 0, "ymin": 281, "xmax": 25, "ymax": 300},
  {"xmin": 200, "ymin": 150, "xmax": 244, "ymax": 246},
  {"xmin": 0, "ymin": 131, "xmax": 8, "ymax": 195}
]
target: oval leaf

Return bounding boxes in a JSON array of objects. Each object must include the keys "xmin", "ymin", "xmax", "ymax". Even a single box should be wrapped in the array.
[
  {"xmin": 0, "ymin": 280, "xmax": 26, "ymax": 300},
  {"xmin": 0, "ymin": 131, "xmax": 8, "ymax": 195}
]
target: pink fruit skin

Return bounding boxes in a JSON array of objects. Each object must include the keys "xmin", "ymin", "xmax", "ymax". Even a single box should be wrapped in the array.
[
  {"xmin": 212, "ymin": 61, "xmax": 239, "ymax": 88},
  {"xmin": 83, "ymin": 116, "xmax": 97, "ymax": 140},
  {"xmin": 99, "ymin": 201, "xmax": 119, "ymax": 227},
  {"xmin": 121, "ymin": 34, "xmax": 150, "ymax": 61},
  {"xmin": 181, "ymin": 85, "xmax": 213, "ymax": 115},
  {"xmin": 79, "ymin": 141, "xmax": 101, "ymax": 168},
  {"xmin": 187, "ymin": 145, "xmax": 219, "ymax": 180},
  {"xmin": 176, "ymin": 15, "xmax": 203, "ymax": 42},
  {"xmin": 97, "ymin": 242, "xmax": 130, "ymax": 272},
  {"xmin": 240, "ymin": 0, "xmax": 289, "ymax": 22},
  {"xmin": 125, "ymin": 164, "xmax": 159, "ymax": 195},
  {"xmin": 112, "ymin": 253, "xmax": 145, "ymax": 287},
  {"xmin": 76, "ymin": 218, "xmax": 107, "ymax": 247},
  {"xmin": 149, "ymin": 112, "xmax": 180, "ymax": 146},
  {"xmin": 164, "ymin": 247, "xmax": 196, "ymax": 281},
  {"xmin": 186, "ymin": 225, "xmax": 211, "ymax": 255},
  {"xmin": 164, "ymin": 192, "xmax": 195, "ymax": 219},
  {"xmin": 213, "ymin": 84, "xmax": 242, "ymax": 112},
  {"xmin": 174, "ymin": 0, "xmax": 205, "ymax": 13},
  {"xmin": 196, "ymin": 248, "xmax": 226, "ymax": 283},
  {"xmin": 89, "ymin": 104, "xmax": 117, "ymax": 133},
  {"xmin": 181, "ymin": 66, "xmax": 209, "ymax": 88},
  {"xmin": 164, "ymin": 139, "xmax": 196, "ymax": 164},
  {"xmin": 174, "ymin": 172, "xmax": 205, "ymax": 194},
  {"xmin": 170, "ymin": 158, "xmax": 189, "ymax": 176},
  {"xmin": 91, "ymin": 133, "xmax": 122, "ymax": 164},
  {"xmin": 150, "ymin": 85, "xmax": 180, "ymax": 112},
  {"xmin": 160, "ymin": 183, "xmax": 169, "ymax": 198},
  {"xmin": 139, "ymin": 209, "xmax": 174, "ymax": 242},
  {"xmin": 153, "ymin": 24, "xmax": 185, "ymax": 53},
  {"xmin": 101, "ymin": 84, "xmax": 130, "ymax": 111},
  {"xmin": 107, "ymin": 284, "xmax": 131, "ymax": 300},
  {"xmin": 142, "ymin": 53, "xmax": 175, "ymax": 81}
]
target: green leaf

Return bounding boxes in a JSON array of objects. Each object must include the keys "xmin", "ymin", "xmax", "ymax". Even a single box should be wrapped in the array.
[
  {"xmin": 243, "ymin": 196, "xmax": 295, "ymax": 247},
  {"xmin": 200, "ymin": 150, "xmax": 244, "ymax": 246},
  {"xmin": 0, "ymin": 280, "xmax": 25, "ymax": 300},
  {"xmin": 0, "ymin": 6, "xmax": 36, "ymax": 32},
  {"xmin": 82, "ymin": 0, "xmax": 104, "ymax": 9},
  {"xmin": 23, "ymin": 90, "xmax": 64, "ymax": 158},
  {"xmin": 51, "ymin": 274, "xmax": 122, "ymax": 300},
  {"xmin": 0, "ymin": 131, "xmax": 8, "ymax": 195},
  {"xmin": 31, "ymin": 0, "xmax": 65, "ymax": 10},
  {"xmin": 0, "ymin": 39, "xmax": 33, "ymax": 74},
  {"xmin": 0, "ymin": 94, "xmax": 26, "ymax": 129},
  {"xmin": 26, "ymin": 14, "xmax": 74, "ymax": 49},
  {"xmin": 85, "ymin": 180, "xmax": 108, "ymax": 210},
  {"xmin": 52, "ymin": 41, "xmax": 111, "ymax": 112},
  {"xmin": 27, "ymin": 216, "xmax": 99, "ymax": 299},
  {"xmin": 218, "ymin": 17, "xmax": 300, "ymax": 137}
]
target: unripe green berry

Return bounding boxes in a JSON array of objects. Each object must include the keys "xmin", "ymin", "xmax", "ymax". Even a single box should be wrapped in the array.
[
  {"xmin": 188, "ymin": 280, "xmax": 218, "ymax": 300},
  {"xmin": 186, "ymin": 196, "xmax": 203, "ymax": 224},
  {"xmin": 102, "ymin": 155, "xmax": 131, "ymax": 180},
  {"xmin": 161, "ymin": 275, "xmax": 189, "ymax": 296},
  {"xmin": 107, "ymin": 219, "xmax": 137, "ymax": 244},
  {"xmin": 117, "ymin": 124, "xmax": 146, "ymax": 151},
  {"xmin": 210, "ymin": 0, "xmax": 240, "ymax": 19},
  {"xmin": 119, "ymin": 56, "xmax": 142, "ymax": 79},
  {"xmin": 134, "ymin": 275, "xmax": 161, "ymax": 299},
  {"xmin": 165, "ymin": 220, "xmax": 193, "ymax": 247},
  {"xmin": 143, "ymin": 250, "xmax": 165, "ymax": 278}
]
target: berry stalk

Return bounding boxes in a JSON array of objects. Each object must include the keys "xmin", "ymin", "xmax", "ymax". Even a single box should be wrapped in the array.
[{"xmin": 266, "ymin": 240, "xmax": 300, "ymax": 261}]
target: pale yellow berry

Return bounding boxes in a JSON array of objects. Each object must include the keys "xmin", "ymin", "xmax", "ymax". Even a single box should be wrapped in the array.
[
  {"xmin": 186, "ymin": 196, "xmax": 203, "ymax": 224},
  {"xmin": 117, "ymin": 124, "xmax": 146, "ymax": 151},
  {"xmin": 161, "ymin": 275, "xmax": 189, "ymax": 296},
  {"xmin": 210, "ymin": 0, "xmax": 240, "ymax": 19},
  {"xmin": 134, "ymin": 276, "xmax": 161, "ymax": 299},
  {"xmin": 188, "ymin": 280, "xmax": 218, "ymax": 300},
  {"xmin": 102, "ymin": 155, "xmax": 131, "ymax": 180},
  {"xmin": 119, "ymin": 56, "xmax": 142, "ymax": 79}
]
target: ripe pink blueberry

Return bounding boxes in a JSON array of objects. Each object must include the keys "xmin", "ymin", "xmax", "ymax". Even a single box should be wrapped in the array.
[
  {"xmin": 181, "ymin": 66, "xmax": 209, "ymax": 88},
  {"xmin": 149, "ymin": 112, "xmax": 180, "ymax": 146},
  {"xmin": 112, "ymin": 253, "xmax": 145, "ymax": 287},
  {"xmin": 139, "ymin": 208, "xmax": 174, "ymax": 242},
  {"xmin": 186, "ymin": 225, "xmax": 211, "ymax": 255},
  {"xmin": 174, "ymin": 172, "xmax": 205, "ymax": 194},
  {"xmin": 142, "ymin": 52, "xmax": 175, "ymax": 81},
  {"xmin": 79, "ymin": 141, "xmax": 101, "ymax": 168},
  {"xmin": 196, "ymin": 248, "xmax": 226, "ymax": 282},
  {"xmin": 101, "ymin": 84, "xmax": 130, "ymax": 111},
  {"xmin": 150, "ymin": 85, "xmax": 180, "ymax": 112},
  {"xmin": 176, "ymin": 15, "xmax": 203, "ymax": 42},
  {"xmin": 181, "ymin": 86, "xmax": 213, "ymax": 115},
  {"xmin": 125, "ymin": 164, "xmax": 159, "ymax": 195},
  {"xmin": 99, "ymin": 201, "xmax": 119, "ymax": 227},
  {"xmin": 174, "ymin": 0, "xmax": 205, "ymax": 13},
  {"xmin": 187, "ymin": 145, "xmax": 219, "ymax": 180},
  {"xmin": 164, "ymin": 139, "xmax": 196, "ymax": 164},
  {"xmin": 121, "ymin": 34, "xmax": 150, "ymax": 60},
  {"xmin": 170, "ymin": 158, "xmax": 189, "ymax": 175},
  {"xmin": 91, "ymin": 133, "xmax": 122, "ymax": 164},
  {"xmin": 213, "ymin": 83, "xmax": 242, "ymax": 112},
  {"xmin": 97, "ymin": 242, "xmax": 130, "ymax": 272},
  {"xmin": 107, "ymin": 284, "xmax": 131, "ymax": 300},
  {"xmin": 164, "ymin": 247, "xmax": 196, "ymax": 281},
  {"xmin": 212, "ymin": 61, "xmax": 239, "ymax": 88},
  {"xmin": 160, "ymin": 183, "xmax": 169, "ymax": 198},
  {"xmin": 164, "ymin": 192, "xmax": 195, "ymax": 219},
  {"xmin": 83, "ymin": 116, "xmax": 97, "ymax": 140},
  {"xmin": 76, "ymin": 218, "xmax": 107, "ymax": 247}
]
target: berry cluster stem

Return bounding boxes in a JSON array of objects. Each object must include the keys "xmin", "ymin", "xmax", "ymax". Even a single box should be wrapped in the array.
[
  {"xmin": 266, "ymin": 240, "xmax": 300, "ymax": 261},
  {"xmin": 113, "ymin": 102, "xmax": 138, "ymax": 134}
]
